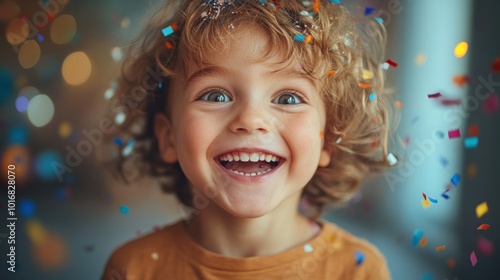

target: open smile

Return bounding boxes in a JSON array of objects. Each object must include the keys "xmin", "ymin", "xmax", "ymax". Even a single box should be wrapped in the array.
[{"xmin": 214, "ymin": 151, "xmax": 285, "ymax": 178}]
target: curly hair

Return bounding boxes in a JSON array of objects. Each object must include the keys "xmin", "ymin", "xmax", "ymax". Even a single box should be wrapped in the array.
[{"xmin": 104, "ymin": 0, "xmax": 395, "ymax": 218}]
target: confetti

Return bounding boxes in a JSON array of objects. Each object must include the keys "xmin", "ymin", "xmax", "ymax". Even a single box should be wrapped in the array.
[
  {"xmin": 476, "ymin": 236, "xmax": 494, "ymax": 257},
  {"xmin": 439, "ymin": 156, "xmax": 449, "ymax": 167},
  {"xmin": 395, "ymin": 101, "xmax": 403, "ymax": 109},
  {"xmin": 435, "ymin": 245, "xmax": 446, "ymax": 251},
  {"xmin": 447, "ymin": 259, "xmax": 456, "ymax": 268},
  {"xmin": 355, "ymin": 251, "xmax": 365, "ymax": 265},
  {"xmin": 470, "ymin": 251, "xmax": 477, "ymax": 267},
  {"xmin": 483, "ymin": 93, "xmax": 499, "ymax": 113},
  {"xmin": 428, "ymin": 196, "xmax": 438, "ymax": 204},
  {"xmin": 369, "ymin": 93, "xmax": 377, "ymax": 101},
  {"xmin": 468, "ymin": 124, "xmax": 479, "ymax": 136},
  {"xmin": 453, "ymin": 75, "xmax": 470, "ymax": 86},
  {"xmin": 374, "ymin": 17, "xmax": 383, "ymax": 24},
  {"xmin": 364, "ymin": 7, "xmax": 375, "ymax": 16},
  {"xmin": 161, "ymin": 26, "xmax": 174, "ymax": 37},
  {"xmin": 381, "ymin": 62, "xmax": 390, "ymax": 70},
  {"xmin": 448, "ymin": 129, "xmax": 461, "ymax": 139},
  {"xmin": 119, "ymin": 205, "xmax": 130, "ymax": 215},
  {"xmin": 477, "ymin": 224, "xmax": 490, "ymax": 230},
  {"xmin": 304, "ymin": 34, "xmax": 313, "ymax": 44},
  {"xmin": 454, "ymin": 41, "xmax": 468, "ymax": 58},
  {"xmin": 422, "ymin": 193, "xmax": 427, "ymax": 200},
  {"xmin": 464, "ymin": 137, "xmax": 479, "ymax": 149},
  {"xmin": 467, "ymin": 163, "xmax": 477, "ymax": 178},
  {"xmin": 294, "ymin": 34, "xmax": 305, "ymax": 42},
  {"xmin": 439, "ymin": 99, "xmax": 461, "ymax": 106},
  {"xmin": 475, "ymin": 202, "xmax": 488, "ymax": 218},
  {"xmin": 328, "ymin": 0, "xmax": 342, "ymax": 4},
  {"xmin": 327, "ymin": 70, "xmax": 336, "ymax": 77},
  {"xmin": 422, "ymin": 199, "xmax": 430, "ymax": 208},
  {"xmin": 20, "ymin": 199, "xmax": 36, "ymax": 218},
  {"xmin": 385, "ymin": 59, "xmax": 398, "ymax": 68},
  {"xmin": 165, "ymin": 42, "xmax": 174, "ymax": 49},
  {"xmin": 450, "ymin": 173, "xmax": 461, "ymax": 186},
  {"xmin": 304, "ymin": 244, "xmax": 313, "ymax": 253},
  {"xmin": 415, "ymin": 53, "xmax": 427, "ymax": 65},
  {"xmin": 358, "ymin": 83, "xmax": 371, "ymax": 88},
  {"xmin": 387, "ymin": 153, "xmax": 397, "ymax": 166},
  {"xmin": 419, "ymin": 236, "xmax": 427, "ymax": 247},
  {"xmin": 362, "ymin": 69, "xmax": 374, "ymax": 80},
  {"xmin": 36, "ymin": 33, "xmax": 44, "ymax": 43},
  {"xmin": 411, "ymin": 229, "xmax": 424, "ymax": 247},
  {"xmin": 313, "ymin": 0, "xmax": 320, "ymax": 13},
  {"xmin": 441, "ymin": 190, "xmax": 450, "ymax": 200},
  {"xmin": 492, "ymin": 57, "xmax": 500, "ymax": 72},
  {"xmin": 427, "ymin": 92, "xmax": 441, "ymax": 98},
  {"xmin": 113, "ymin": 137, "xmax": 124, "ymax": 147}
]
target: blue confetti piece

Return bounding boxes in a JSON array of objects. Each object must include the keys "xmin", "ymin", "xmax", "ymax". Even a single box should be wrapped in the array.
[
  {"xmin": 113, "ymin": 137, "xmax": 124, "ymax": 146},
  {"xmin": 369, "ymin": 93, "xmax": 377, "ymax": 101},
  {"xmin": 439, "ymin": 156, "xmax": 448, "ymax": 167},
  {"xmin": 158, "ymin": 82, "xmax": 163, "ymax": 89},
  {"xmin": 364, "ymin": 7, "xmax": 375, "ymax": 16},
  {"xmin": 374, "ymin": 17, "xmax": 384, "ymax": 24},
  {"xmin": 161, "ymin": 26, "xmax": 174, "ymax": 37},
  {"xmin": 294, "ymin": 34, "xmax": 305, "ymax": 42},
  {"xmin": 464, "ymin": 137, "xmax": 479, "ymax": 149},
  {"xmin": 20, "ymin": 199, "xmax": 36, "ymax": 218},
  {"xmin": 259, "ymin": 0, "xmax": 265, "ymax": 3},
  {"xmin": 328, "ymin": 0, "xmax": 342, "ymax": 3},
  {"xmin": 428, "ymin": 196, "xmax": 438, "ymax": 204},
  {"xmin": 36, "ymin": 33, "xmax": 44, "ymax": 43},
  {"xmin": 422, "ymin": 272, "xmax": 433, "ymax": 280},
  {"xmin": 441, "ymin": 192, "xmax": 450, "ymax": 199},
  {"xmin": 119, "ymin": 205, "xmax": 130, "ymax": 215},
  {"xmin": 411, "ymin": 229, "xmax": 424, "ymax": 247},
  {"xmin": 355, "ymin": 251, "xmax": 365, "ymax": 266},
  {"xmin": 450, "ymin": 173, "xmax": 461, "ymax": 186}
]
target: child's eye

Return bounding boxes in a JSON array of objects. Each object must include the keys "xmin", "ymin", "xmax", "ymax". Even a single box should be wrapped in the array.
[
  {"xmin": 272, "ymin": 92, "xmax": 303, "ymax": 105},
  {"xmin": 199, "ymin": 90, "xmax": 232, "ymax": 102}
]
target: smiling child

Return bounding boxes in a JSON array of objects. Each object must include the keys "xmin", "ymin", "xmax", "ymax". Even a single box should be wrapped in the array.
[{"xmin": 101, "ymin": 0, "xmax": 394, "ymax": 279}]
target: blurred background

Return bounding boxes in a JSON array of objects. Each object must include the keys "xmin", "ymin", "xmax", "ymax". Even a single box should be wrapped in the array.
[{"xmin": 0, "ymin": 0, "xmax": 499, "ymax": 279}]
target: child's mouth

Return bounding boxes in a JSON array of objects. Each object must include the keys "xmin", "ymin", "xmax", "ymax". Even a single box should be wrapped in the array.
[{"xmin": 217, "ymin": 152, "xmax": 282, "ymax": 177}]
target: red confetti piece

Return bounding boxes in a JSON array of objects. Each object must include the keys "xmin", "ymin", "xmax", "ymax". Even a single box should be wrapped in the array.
[
  {"xmin": 477, "ymin": 224, "xmax": 490, "ymax": 230},
  {"xmin": 165, "ymin": 42, "xmax": 174, "ymax": 49},
  {"xmin": 483, "ymin": 93, "xmax": 499, "ymax": 113},
  {"xmin": 476, "ymin": 236, "xmax": 494, "ymax": 257},
  {"xmin": 358, "ymin": 83, "xmax": 371, "ymax": 88},
  {"xmin": 470, "ymin": 251, "xmax": 477, "ymax": 266},
  {"xmin": 386, "ymin": 59, "xmax": 398, "ymax": 68},
  {"xmin": 492, "ymin": 57, "xmax": 500, "ymax": 72},
  {"xmin": 428, "ymin": 92, "xmax": 442, "ymax": 98},
  {"xmin": 468, "ymin": 124, "xmax": 479, "ymax": 136},
  {"xmin": 422, "ymin": 192, "xmax": 427, "ymax": 200},
  {"xmin": 448, "ymin": 129, "xmax": 461, "ymax": 139},
  {"xmin": 439, "ymin": 99, "xmax": 461, "ymax": 106},
  {"xmin": 447, "ymin": 259, "xmax": 456, "ymax": 268}
]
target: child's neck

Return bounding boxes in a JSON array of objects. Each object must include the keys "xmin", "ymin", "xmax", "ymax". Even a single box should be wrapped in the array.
[{"xmin": 184, "ymin": 196, "xmax": 321, "ymax": 258}]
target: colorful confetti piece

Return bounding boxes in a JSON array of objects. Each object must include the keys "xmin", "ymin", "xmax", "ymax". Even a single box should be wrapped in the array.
[
  {"xmin": 475, "ymin": 202, "xmax": 488, "ymax": 218},
  {"xmin": 464, "ymin": 137, "xmax": 479, "ymax": 149},
  {"xmin": 428, "ymin": 92, "xmax": 442, "ymax": 98},
  {"xmin": 412, "ymin": 229, "xmax": 424, "ymax": 247},
  {"xmin": 439, "ymin": 99, "xmax": 461, "ymax": 106},
  {"xmin": 419, "ymin": 236, "xmax": 427, "ymax": 247},
  {"xmin": 448, "ymin": 129, "xmax": 461, "ymax": 139},
  {"xmin": 450, "ymin": 173, "xmax": 461, "ymax": 186},
  {"xmin": 362, "ymin": 69, "xmax": 374, "ymax": 80},
  {"xmin": 476, "ymin": 236, "xmax": 494, "ymax": 257},
  {"xmin": 161, "ymin": 26, "xmax": 174, "ymax": 37},
  {"xmin": 492, "ymin": 57, "xmax": 500, "ymax": 72},
  {"xmin": 327, "ymin": 70, "xmax": 336, "ymax": 77},
  {"xmin": 358, "ymin": 82, "xmax": 371, "ymax": 88},
  {"xmin": 387, "ymin": 153, "xmax": 397, "ymax": 166},
  {"xmin": 119, "ymin": 205, "xmax": 130, "ymax": 215},
  {"xmin": 453, "ymin": 75, "xmax": 470, "ymax": 86},
  {"xmin": 435, "ymin": 245, "xmax": 446, "ymax": 251},
  {"xmin": 364, "ymin": 7, "xmax": 375, "ymax": 16},
  {"xmin": 304, "ymin": 244, "xmax": 313, "ymax": 253},
  {"xmin": 294, "ymin": 34, "xmax": 305, "ymax": 42},
  {"xmin": 385, "ymin": 59, "xmax": 398, "ymax": 68},
  {"xmin": 467, "ymin": 163, "xmax": 477, "ymax": 178},
  {"xmin": 395, "ymin": 101, "xmax": 403, "ymax": 109},
  {"xmin": 468, "ymin": 124, "xmax": 479, "ymax": 136},
  {"xmin": 422, "ymin": 199, "xmax": 431, "ymax": 208},
  {"xmin": 355, "ymin": 251, "xmax": 365, "ymax": 265},
  {"xmin": 454, "ymin": 41, "xmax": 468, "ymax": 58},
  {"xmin": 477, "ymin": 224, "xmax": 490, "ymax": 230},
  {"xmin": 447, "ymin": 259, "xmax": 456, "ymax": 268},
  {"xmin": 369, "ymin": 93, "xmax": 377, "ymax": 101},
  {"xmin": 470, "ymin": 251, "xmax": 477, "ymax": 267},
  {"xmin": 374, "ymin": 17, "xmax": 383, "ymax": 24},
  {"xmin": 428, "ymin": 196, "xmax": 438, "ymax": 204},
  {"xmin": 483, "ymin": 93, "xmax": 499, "ymax": 113}
]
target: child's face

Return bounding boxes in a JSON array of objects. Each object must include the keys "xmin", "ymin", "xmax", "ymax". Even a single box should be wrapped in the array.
[{"xmin": 155, "ymin": 26, "xmax": 331, "ymax": 218}]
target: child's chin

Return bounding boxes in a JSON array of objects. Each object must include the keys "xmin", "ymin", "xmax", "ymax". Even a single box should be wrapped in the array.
[{"xmin": 220, "ymin": 201, "xmax": 277, "ymax": 219}]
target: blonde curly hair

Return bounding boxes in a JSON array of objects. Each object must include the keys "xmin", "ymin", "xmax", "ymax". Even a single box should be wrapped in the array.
[{"xmin": 105, "ymin": 0, "xmax": 395, "ymax": 218}]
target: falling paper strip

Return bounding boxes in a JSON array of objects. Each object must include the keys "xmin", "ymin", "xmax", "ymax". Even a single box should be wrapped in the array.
[
  {"xmin": 450, "ymin": 173, "xmax": 461, "ymax": 186},
  {"xmin": 387, "ymin": 153, "xmax": 397, "ymax": 166},
  {"xmin": 355, "ymin": 251, "xmax": 365, "ymax": 265},
  {"xmin": 161, "ymin": 26, "xmax": 174, "ymax": 37},
  {"xmin": 475, "ymin": 202, "xmax": 488, "ymax": 218},
  {"xmin": 428, "ymin": 92, "xmax": 442, "ymax": 98},
  {"xmin": 435, "ymin": 245, "xmax": 446, "ymax": 251},
  {"xmin": 428, "ymin": 196, "xmax": 438, "ymax": 204},
  {"xmin": 477, "ymin": 224, "xmax": 490, "ymax": 230},
  {"xmin": 448, "ymin": 129, "xmax": 461, "ymax": 139},
  {"xmin": 411, "ymin": 229, "xmax": 424, "ymax": 247},
  {"xmin": 470, "ymin": 251, "xmax": 477, "ymax": 267},
  {"xmin": 464, "ymin": 137, "xmax": 479, "ymax": 149}
]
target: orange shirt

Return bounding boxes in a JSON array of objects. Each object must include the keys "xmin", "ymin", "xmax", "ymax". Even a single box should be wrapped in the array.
[{"xmin": 101, "ymin": 219, "xmax": 390, "ymax": 280}]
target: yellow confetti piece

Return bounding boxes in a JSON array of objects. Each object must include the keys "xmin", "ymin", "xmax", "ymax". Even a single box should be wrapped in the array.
[
  {"xmin": 362, "ymin": 69, "xmax": 374, "ymax": 80},
  {"xmin": 415, "ymin": 53, "xmax": 427, "ymax": 65},
  {"xmin": 422, "ymin": 199, "xmax": 431, "ymax": 208},
  {"xmin": 476, "ymin": 202, "xmax": 488, "ymax": 218},
  {"xmin": 454, "ymin": 41, "xmax": 468, "ymax": 58},
  {"xmin": 436, "ymin": 245, "xmax": 446, "ymax": 251},
  {"xmin": 419, "ymin": 236, "xmax": 427, "ymax": 247}
]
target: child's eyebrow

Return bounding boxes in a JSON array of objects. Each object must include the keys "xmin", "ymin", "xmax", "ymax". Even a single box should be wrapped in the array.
[{"xmin": 185, "ymin": 65, "xmax": 317, "ymax": 90}]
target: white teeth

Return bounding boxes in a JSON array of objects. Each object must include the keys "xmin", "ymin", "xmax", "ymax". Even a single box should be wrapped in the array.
[
  {"xmin": 265, "ymin": 154, "xmax": 272, "ymax": 162},
  {"xmin": 271, "ymin": 156, "xmax": 277, "ymax": 162},
  {"xmin": 259, "ymin": 154, "xmax": 266, "ymax": 161},
  {"xmin": 240, "ymin": 153, "xmax": 250, "ymax": 162},
  {"xmin": 233, "ymin": 154, "xmax": 239, "ymax": 161},
  {"xmin": 228, "ymin": 169, "xmax": 273, "ymax": 176},
  {"xmin": 250, "ymin": 153, "xmax": 259, "ymax": 162},
  {"xmin": 227, "ymin": 154, "xmax": 233, "ymax": 162}
]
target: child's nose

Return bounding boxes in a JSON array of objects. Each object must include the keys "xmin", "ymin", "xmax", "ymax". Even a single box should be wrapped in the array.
[{"xmin": 228, "ymin": 101, "xmax": 272, "ymax": 134}]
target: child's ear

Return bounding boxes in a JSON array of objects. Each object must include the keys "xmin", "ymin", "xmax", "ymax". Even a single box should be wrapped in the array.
[
  {"xmin": 154, "ymin": 113, "xmax": 178, "ymax": 163},
  {"xmin": 318, "ymin": 149, "xmax": 331, "ymax": 167}
]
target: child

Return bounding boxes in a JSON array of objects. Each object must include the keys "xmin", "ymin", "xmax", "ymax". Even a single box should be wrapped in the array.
[{"xmin": 101, "ymin": 0, "xmax": 394, "ymax": 279}]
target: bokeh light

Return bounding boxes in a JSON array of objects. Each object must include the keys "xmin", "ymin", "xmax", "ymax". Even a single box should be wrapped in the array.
[
  {"xmin": 32, "ymin": 233, "xmax": 68, "ymax": 270},
  {"xmin": 15, "ymin": 96, "xmax": 29, "ymax": 112},
  {"xmin": 415, "ymin": 53, "xmax": 427, "ymax": 65},
  {"xmin": 19, "ymin": 86, "xmax": 40, "ymax": 99},
  {"xmin": 0, "ymin": 0, "xmax": 20, "ymax": 22},
  {"xmin": 20, "ymin": 199, "xmax": 36, "ymax": 218},
  {"xmin": 18, "ymin": 39, "xmax": 41, "ymax": 69},
  {"xmin": 0, "ymin": 68, "xmax": 14, "ymax": 105},
  {"xmin": 50, "ymin": 15, "xmax": 77, "ymax": 45},
  {"xmin": 34, "ymin": 150, "xmax": 63, "ymax": 181},
  {"xmin": 454, "ymin": 41, "xmax": 469, "ymax": 58},
  {"xmin": 58, "ymin": 122, "xmax": 72, "ymax": 139},
  {"xmin": 8, "ymin": 125, "xmax": 29, "ymax": 144},
  {"xmin": 27, "ymin": 94, "xmax": 55, "ymax": 127},
  {"xmin": 5, "ymin": 17, "xmax": 29, "ymax": 45},
  {"xmin": 111, "ymin": 47, "xmax": 123, "ymax": 62},
  {"xmin": 1, "ymin": 145, "xmax": 30, "ymax": 183},
  {"xmin": 62, "ymin": 51, "xmax": 91, "ymax": 85}
]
